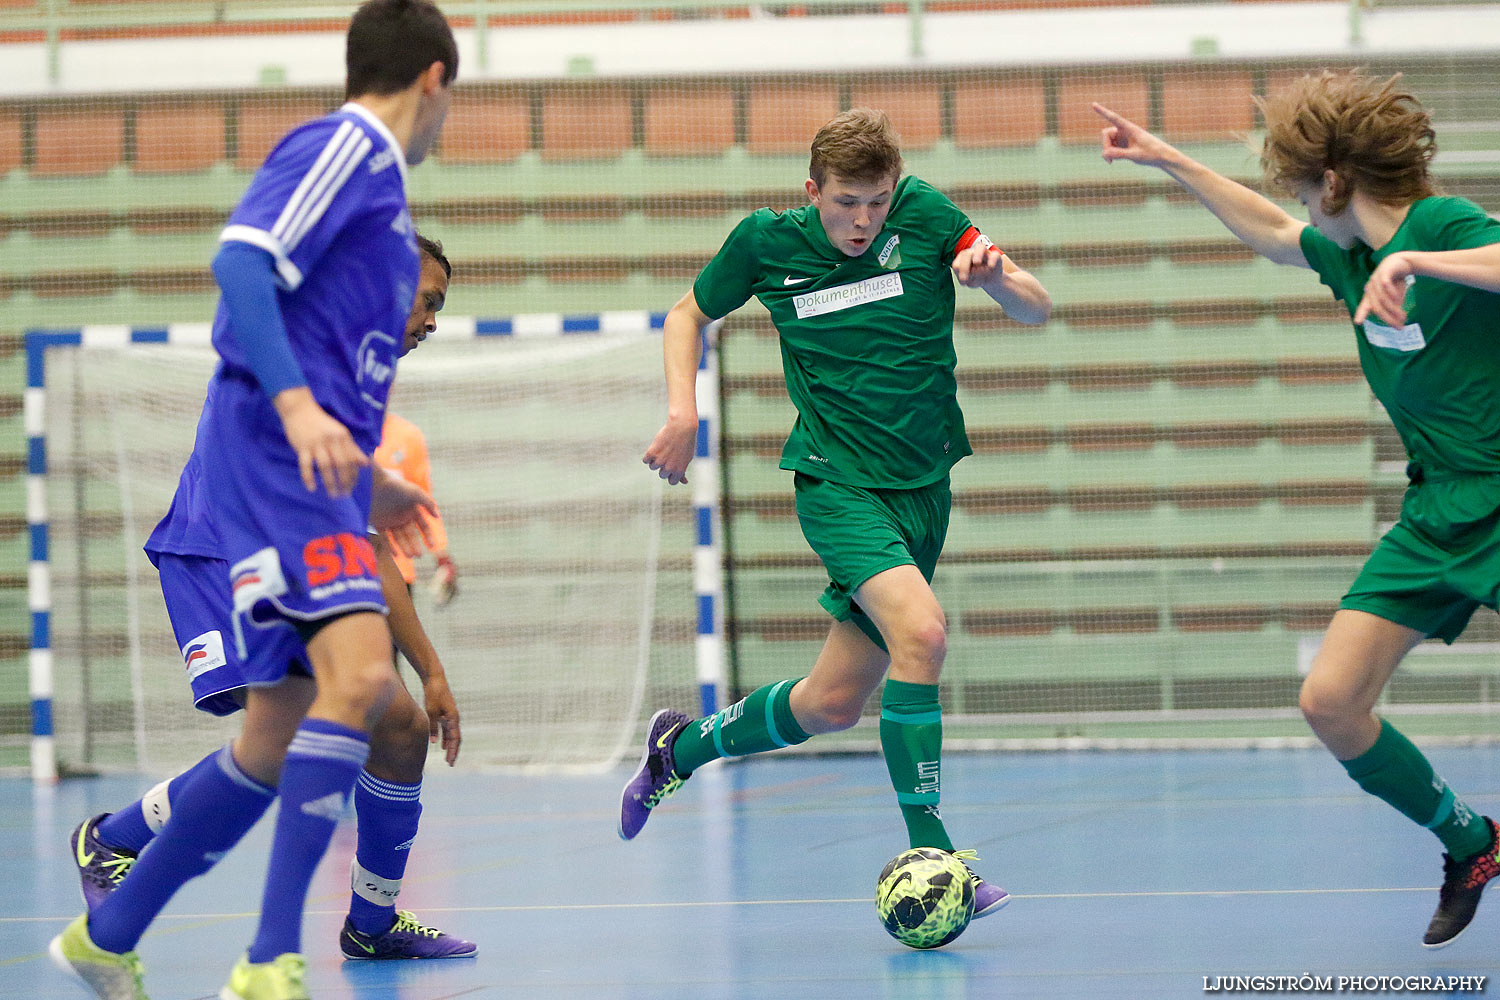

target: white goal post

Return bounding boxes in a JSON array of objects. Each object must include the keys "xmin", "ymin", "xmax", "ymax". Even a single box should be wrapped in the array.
[{"xmin": 25, "ymin": 314, "xmax": 722, "ymax": 782}]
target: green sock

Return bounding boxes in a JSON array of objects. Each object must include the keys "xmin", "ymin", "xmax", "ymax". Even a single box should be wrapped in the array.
[
  {"xmin": 671, "ymin": 678, "xmax": 811, "ymax": 775},
  {"xmin": 1342, "ymin": 719, "xmax": 1491, "ymax": 860},
  {"xmin": 881, "ymin": 679, "xmax": 954, "ymax": 852}
]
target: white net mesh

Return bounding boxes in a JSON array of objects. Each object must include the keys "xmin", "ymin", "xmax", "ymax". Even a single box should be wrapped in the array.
[{"xmin": 41, "ymin": 332, "xmax": 691, "ymax": 774}]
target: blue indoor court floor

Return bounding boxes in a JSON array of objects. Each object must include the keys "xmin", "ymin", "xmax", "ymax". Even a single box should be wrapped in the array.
[{"xmin": 4, "ymin": 748, "xmax": 1500, "ymax": 999}]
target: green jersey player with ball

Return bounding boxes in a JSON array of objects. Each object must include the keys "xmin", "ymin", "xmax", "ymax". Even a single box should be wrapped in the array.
[{"xmin": 621, "ymin": 108, "xmax": 1051, "ymax": 920}]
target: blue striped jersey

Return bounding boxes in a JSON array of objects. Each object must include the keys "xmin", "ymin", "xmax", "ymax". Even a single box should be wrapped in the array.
[
  {"xmin": 146, "ymin": 103, "xmax": 416, "ymax": 562},
  {"xmin": 212, "ymin": 101, "xmax": 418, "ymax": 454}
]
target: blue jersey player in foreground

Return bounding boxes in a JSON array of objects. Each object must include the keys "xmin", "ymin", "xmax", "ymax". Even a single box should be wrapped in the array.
[
  {"xmin": 62, "ymin": 236, "xmax": 473, "ymax": 973},
  {"xmin": 48, "ymin": 2, "xmax": 457, "ymax": 997}
]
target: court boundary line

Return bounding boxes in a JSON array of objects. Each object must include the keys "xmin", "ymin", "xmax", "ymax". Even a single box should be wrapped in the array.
[{"xmin": 0, "ymin": 885, "xmax": 1440, "ymax": 924}]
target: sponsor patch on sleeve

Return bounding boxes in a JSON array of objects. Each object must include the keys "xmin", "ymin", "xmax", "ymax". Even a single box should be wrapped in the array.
[{"xmin": 181, "ymin": 629, "xmax": 228, "ymax": 681}]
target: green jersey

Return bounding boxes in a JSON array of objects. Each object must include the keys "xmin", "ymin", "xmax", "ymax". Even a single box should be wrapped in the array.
[
  {"xmin": 1301, "ymin": 196, "xmax": 1500, "ymax": 475},
  {"xmin": 694, "ymin": 175, "xmax": 980, "ymax": 489}
]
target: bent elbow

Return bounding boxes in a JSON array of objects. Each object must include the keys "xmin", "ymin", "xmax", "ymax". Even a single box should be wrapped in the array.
[{"xmin": 1014, "ymin": 287, "xmax": 1052, "ymax": 326}]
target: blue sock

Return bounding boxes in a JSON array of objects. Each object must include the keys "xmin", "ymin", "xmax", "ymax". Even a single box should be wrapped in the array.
[
  {"xmin": 347, "ymin": 771, "xmax": 423, "ymax": 935},
  {"xmin": 246, "ymin": 718, "xmax": 369, "ymax": 963},
  {"xmin": 88, "ymin": 746, "xmax": 274, "ymax": 954},
  {"xmin": 96, "ymin": 749, "xmax": 222, "ymax": 854}
]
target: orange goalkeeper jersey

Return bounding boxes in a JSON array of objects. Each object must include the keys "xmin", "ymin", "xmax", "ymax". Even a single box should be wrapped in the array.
[{"xmin": 373, "ymin": 411, "xmax": 448, "ymax": 585}]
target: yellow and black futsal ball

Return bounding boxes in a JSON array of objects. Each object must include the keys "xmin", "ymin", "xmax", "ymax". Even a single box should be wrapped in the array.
[{"xmin": 875, "ymin": 847, "xmax": 976, "ymax": 949}]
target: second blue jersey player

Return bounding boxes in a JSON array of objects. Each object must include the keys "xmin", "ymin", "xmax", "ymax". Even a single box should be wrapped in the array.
[
  {"xmin": 49, "ymin": 2, "xmax": 459, "ymax": 999},
  {"xmin": 64, "ymin": 235, "xmax": 474, "ymax": 971}
]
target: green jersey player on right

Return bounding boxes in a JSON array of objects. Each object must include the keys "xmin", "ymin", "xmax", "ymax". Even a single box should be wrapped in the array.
[
  {"xmin": 1097, "ymin": 71, "xmax": 1500, "ymax": 948},
  {"xmin": 620, "ymin": 108, "xmax": 1051, "ymax": 918}
]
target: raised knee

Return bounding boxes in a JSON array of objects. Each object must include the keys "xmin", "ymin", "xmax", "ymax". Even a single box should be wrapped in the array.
[
  {"xmin": 895, "ymin": 616, "xmax": 947, "ymax": 664},
  {"xmin": 1299, "ymin": 671, "xmax": 1354, "ymax": 729},
  {"xmin": 815, "ymin": 699, "xmax": 864, "ymax": 732},
  {"xmin": 797, "ymin": 686, "xmax": 865, "ymax": 733}
]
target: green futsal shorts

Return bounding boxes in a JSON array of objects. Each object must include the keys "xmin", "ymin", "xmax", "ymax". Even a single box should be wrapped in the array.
[
  {"xmin": 793, "ymin": 472, "xmax": 951, "ymax": 651},
  {"xmin": 1341, "ymin": 473, "xmax": 1500, "ymax": 642}
]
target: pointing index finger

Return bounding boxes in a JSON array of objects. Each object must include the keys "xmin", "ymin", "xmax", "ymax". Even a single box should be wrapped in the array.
[{"xmin": 1092, "ymin": 103, "xmax": 1125, "ymax": 126}]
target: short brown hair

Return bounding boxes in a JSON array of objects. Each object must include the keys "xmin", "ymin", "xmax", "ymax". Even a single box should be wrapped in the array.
[
  {"xmin": 1256, "ymin": 71, "xmax": 1436, "ymax": 214},
  {"xmin": 346, "ymin": 0, "xmax": 458, "ymax": 99},
  {"xmin": 809, "ymin": 108, "xmax": 903, "ymax": 187}
]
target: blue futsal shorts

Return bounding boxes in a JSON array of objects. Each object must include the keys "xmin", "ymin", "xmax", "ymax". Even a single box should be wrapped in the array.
[
  {"xmin": 152, "ymin": 551, "xmax": 312, "ymax": 717},
  {"xmin": 196, "ymin": 381, "xmax": 389, "ymax": 643}
]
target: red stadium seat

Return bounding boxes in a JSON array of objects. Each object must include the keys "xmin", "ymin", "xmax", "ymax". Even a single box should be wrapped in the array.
[
  {"xmin": 0, "ymin": 106, "xmax": 21, "ymax": 175},
  {"xmin": 1162, "ymin": 69, "xmax": 1255, "ymax": 141},
  {"xmin": 135, "ymin": 99, "xmax": 227, "ymax": 173},
  {"xmin": 33, "ymin": 107, "xmax": 124, "ymax": 176},
  {"xmin": 235, "ymin": 96, "xmax": 332, "ymax": 170},
  {"xmin": 850, "ymin": 81, "xmax": 942, "ymax": 151},
  {"xmin": 541, "ymin": 85, "xmax": 632, "ymax": 161},
  {"xmin": 439, "ymin": 90, "xmax": 531, "ymax": 164},
  {"xmin": 952, "ymin": 75, "xmax": 1045, "ymax": 148},
  {"xmin": 746, "ymin": 81, "xmax": 839, "ymax": 155},
  {"xmin": 643, "ymin": 85, "xmax": 736, "ymax": 156},
  {"xmin": 1059, "ymin": 70, "xmax": 1149, "ymax": 144}
]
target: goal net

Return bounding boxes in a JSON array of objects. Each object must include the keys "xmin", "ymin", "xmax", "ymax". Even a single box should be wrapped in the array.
[{"xmin": 38, "ymin": 328, "xmax": 693, "ymax": 775}]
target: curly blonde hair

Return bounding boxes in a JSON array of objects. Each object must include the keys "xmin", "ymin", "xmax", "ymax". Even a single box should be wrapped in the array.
[
  {"xmin": 809, "ymin": 108, "xmax": 904, "ymax": 187},
  {"xmin": 1256, "ymin": 71, "xmax": 1437, "ymax": 214}
]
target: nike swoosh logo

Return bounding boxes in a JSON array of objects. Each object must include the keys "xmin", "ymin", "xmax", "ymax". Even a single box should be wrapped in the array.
[
  {"xmin": 656, "ymin": 728, "xmax": 676, "ymax": 749},
  {"xmin": 350, "ymin": 936, "xmax": 376, "ymax": 954},
  {"xmin": 783, "ymin": 275, "xmax": 813, "ymax": 285},
  {"xmin": 76, "ymin": 824, "xmax": 94, "ymax": 868},
  {"xmin": 880, "ymin": 870, "xmax": 913, "ymax": 905}
]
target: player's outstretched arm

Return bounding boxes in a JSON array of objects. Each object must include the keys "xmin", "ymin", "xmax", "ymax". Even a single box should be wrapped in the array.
[
  {"xmin": 1092, "ymin": 103, "xmax": 1310, "ymax": 269},
  {"xmin": 952, "ymin": 246, "xmax": 1051, "ymax": 325},
  {"xmin": 1355, "ymin": 244, "xmax": 1500, "ymax": 327},
  {"xmin": 374, "ymin": 533, "xmax": 461, "ymax": 765},
  {"xmin": 643, "ymin": 289, "xmax": 713, "ymax": 486}
]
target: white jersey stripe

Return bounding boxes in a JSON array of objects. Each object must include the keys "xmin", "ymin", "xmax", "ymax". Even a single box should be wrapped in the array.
[
  {"xmin": 270, "ymin": 120, "xmax": 356, "ymax": 248},
  {"xmin": 279, "ymin": 130, "xmax": 369, "ymax": 254},
  {"xmin": 283, "ymin": 134, "xmax": 371, "ymax": 255},
  {"xmin": 277, "ymin": 131, "xmax": 369, "ymax": 255}
]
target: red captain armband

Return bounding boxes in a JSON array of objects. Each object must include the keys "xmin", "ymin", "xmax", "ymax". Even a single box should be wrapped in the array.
[{"xmin": 953, "ymin": 227, "xmax": 1001, "ymax": 259}]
